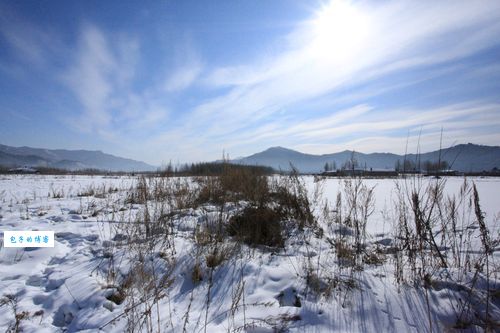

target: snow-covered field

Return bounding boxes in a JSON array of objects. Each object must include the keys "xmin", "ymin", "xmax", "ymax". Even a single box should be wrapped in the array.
[{"xmin": 0, "ymin": 174, "xmax": 499, "ymax": 332}]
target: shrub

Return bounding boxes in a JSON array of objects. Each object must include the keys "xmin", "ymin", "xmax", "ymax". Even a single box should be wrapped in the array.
[
  {"xmin": 195, "ymin": 176, "xmax": 223, "ymax": 205},
  {"xmin": 219, "ymin": 165, "xmax": 270, "ymax": 205},
  {"xmin": 363, "ymin": 248, "xmax": 385, "ymax": 266},
  {"xmin": 228, "ymin": 206, "xmax": 284, "ymax": 247},
  {"xmin": 271, "ymin": 170, "xmax": 315, "ymax": 229},
  {"xmin": 195, "ymin": 164, "xmax": 271, "ymax": 205},
  {"xmin": 205, "ymin": 250, "xmax": 225, "ymax": 268},
  {"xmin": 335, "ymin": 239, "xmax": 355, "ymax": 266},
  {"xmin": 192, "ymin": 262, "xmax": 203, "ymax": 283},
  {"xmin": 106, "ymin": 289, "xmax": 126, "ymax": 305}
]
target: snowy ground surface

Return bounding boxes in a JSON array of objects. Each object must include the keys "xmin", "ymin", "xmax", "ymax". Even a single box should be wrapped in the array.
[{"xmin": 0, "ymin": 175, "xmax": 499, "ymax": 332}]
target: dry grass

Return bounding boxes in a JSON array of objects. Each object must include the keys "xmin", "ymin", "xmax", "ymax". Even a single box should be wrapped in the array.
[
  {"xmin": 228, "ymin": 206, "xmax": 284, "ymax": 247},
  {"xmin": 205, "ymin": 245, "xmax": 231, "ymax": 268},
  {"xmin": 191, "ymin": 262, "xmax": 203, "ymax": 283}
]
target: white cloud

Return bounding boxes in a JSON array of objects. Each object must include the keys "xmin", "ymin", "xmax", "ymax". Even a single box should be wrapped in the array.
[
  {"xmin": 61, "ymin": 24, "xmax": 170, "ymax": 138},
  {"xmin": 170, "ymin": 99, "xmax": 500, "ymax": 162},
  {"xmin": 165, "ymin": 63, "xmax": 202, "ymax": 92},
  {"xmin": 284, "ymin": 101, "xmax": 500, "ymax": 156},
  {"xmin": 147, "ymin": 0, "xmax": 500, "ymax": 162},
  {"xmin": 4, "ymin": 0, "xmax": 500, "ymax": 164},
  {"xmin": 194, "ymin": 1, "xmax": 499, "ymax": 126},
  {"xmin": 62, "ymin": 24, "xmax": 115, "ymax": 131},
  {"xmin": 293, "ymin": 129, "xmax": 500, "ymax": 157},
  {"xmin": 50, "ymin": 1, "xmax": 500, "ymax": 163},
  {"xmin": 164, "ymin": 38, "xmax": 203, "ymax": 92}
]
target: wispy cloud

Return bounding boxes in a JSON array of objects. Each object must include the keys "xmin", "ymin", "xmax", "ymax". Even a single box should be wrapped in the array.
[
  {"xmin": 199, "ymin": 1, "xmax": 500, "ymax": 119},
  {"xmin": 61, "ymin": 24, "xmax": 169, "ymax": 139},
  {"xmin": 164, "ymin": 38, "xmax": 203, "ymax": 92},
  {"xmin": 291, "ymin": 101, "xmax": 500, "ymax": 155},
  {"xmin": 62, "ymin": 24, "xmax": 115, "ymax": 130},
  {"xmin": 153, "ymin": 0, "xmax": 500, "ymax": 161},
  {"xmin": 165, "ymin": 64, "xmax": 202, "ymax": 92},
  {"xmin": 2, "ymin": 0, "xmax": 500, "ymax": 164}
]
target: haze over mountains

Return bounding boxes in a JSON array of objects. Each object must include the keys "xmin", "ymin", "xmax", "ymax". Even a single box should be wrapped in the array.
[
  {"xmin": 236, "ymin": 144, "xmax": 500, "ymax": 173},
  {"xmin": 1, "ymin": 143, "xmax": 499, "ymax": 173},
  {"xmin": 0, "ymin": 144, "xmax": 155, "ymax": 172}
]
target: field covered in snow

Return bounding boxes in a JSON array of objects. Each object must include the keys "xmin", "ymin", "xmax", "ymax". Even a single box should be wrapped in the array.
[{"xmin": 0, "ymin": 174, "xmax": 499, "ymax": 332}]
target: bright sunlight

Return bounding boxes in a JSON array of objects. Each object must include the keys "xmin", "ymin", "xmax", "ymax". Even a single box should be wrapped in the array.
[{"xmin": 308, "ymin": 0, "xmax": 370, "ymax": 64}]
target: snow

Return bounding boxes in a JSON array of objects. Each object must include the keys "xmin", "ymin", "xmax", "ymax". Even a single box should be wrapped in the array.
[
  {"xmin": 312, "ymin": 176, "xmax": 499, "ymax": 237},
  {"xmin": 0, "ymin": 174, "xmax": 498, "ymax": 332}
]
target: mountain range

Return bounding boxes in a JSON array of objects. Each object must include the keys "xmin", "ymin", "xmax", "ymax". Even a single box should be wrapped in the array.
[
  {"xmin": 1, "ymin": 143, "xmax": 499, "ymax": 173},
  {"xmin": 236, "ymin": 143, "xmax": 500, "ymax": 173},
  {"xmin": 0, "ymin": 144, "xmax": 155, "ymax": 172}
]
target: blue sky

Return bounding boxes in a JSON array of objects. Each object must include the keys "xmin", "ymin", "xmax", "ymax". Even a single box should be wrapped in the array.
[{"xmin": 1, "ymin": 0, "xmax": 500, "ymax": 165}]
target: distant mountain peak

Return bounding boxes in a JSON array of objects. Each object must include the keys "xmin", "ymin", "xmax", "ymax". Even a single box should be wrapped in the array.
[
  {"xmin": 266, "ymin": 146, "xmax": 293, "ymax": 152},
  {"xmin": 251, "ymin": 146, "xmax": 311, "ymax": 158}
]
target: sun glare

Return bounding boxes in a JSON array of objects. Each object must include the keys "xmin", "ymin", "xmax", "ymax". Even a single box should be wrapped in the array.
[{"xmin": 309, "ymin": 0, "xmax": 370, "ymax": 63}]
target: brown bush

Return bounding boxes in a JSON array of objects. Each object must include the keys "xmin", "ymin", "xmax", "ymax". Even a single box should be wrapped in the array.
[
  {"xmin": 219, "ymin": 165, "xmax": 270, "ymax": 205},
  {"xmin": 228, "ymin": 206, "xmax": 284, "ymax": 247},
  {"xmin": 192, "ymin": 262, "xmax": 203, "ymax": 283},
  {"xmin": 205, "ymin": 247, "xmax": 231, "ymax": 268},
  {"xmin": 272, "ymin": 185, "xmax": 314, "ymax": 228},
  {"xmin": 195, "ymin": 165, "xmax": 270, "ymax": 205},
  {"xmin": 270, "ymin": 171, "xmax": 315, "ymax": 229}
]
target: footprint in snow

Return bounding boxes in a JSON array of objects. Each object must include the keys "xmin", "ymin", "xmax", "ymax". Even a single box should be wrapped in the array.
[
  {"xmin": 69, "ymin": 214, "xmax": 83, "ymax": 221},
  {"xmin": 48, "ymin": 256, "xmax": 66, "ymax": 265},
  {"xmin": 48, "ymin": 215, "xmax": 66, "ymax": 223},
  {"xmin": 26, "ymin": 275, "xmax": 47, "ymax": 287},
  {"xmin": 32, "ymin": 294, "xmax": 49, "ymax": 305},
  {"xmin": 45, "ymin": 277, "xmax": 66, "ymax": 291},
  {"xmin": 52, "ymin": 304, "xmax": 75, "ymax": 328}
]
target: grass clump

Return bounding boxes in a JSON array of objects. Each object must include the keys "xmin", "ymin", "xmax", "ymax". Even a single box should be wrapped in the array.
[
  {"xmin": 363, "ymin": 248, "xmax": 386, "ymax": 266},
  {"xmin": 191, "ymin": 262, "xmax": 203, "ymax": 283},
  {"xmin": 205, "ymin": 252, "xmax": 223, "ymax": 268},
  {"xmin": 271, "ymin": 170, "xmax": 315, "ymax": 229},
  {"xmin": 106, "ymin": 290, "xmax": 126, "ymax": 305},
  {"xmin": 195, "ymin": 163, "xmax": 271, "ymax": 206},
  {"xmin": 1, "ymin": 294, "xmax": 30, "ymax": 332},
  {"xmin": 228, "ymin": 206, "xmax": 284, "ymax": 247}
]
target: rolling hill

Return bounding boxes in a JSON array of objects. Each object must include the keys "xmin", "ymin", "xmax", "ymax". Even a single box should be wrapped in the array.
[
  {"xmin": 0, "ymin": 144, "xmax": 156, "ymax": 172},
  {"xmin": 236, "ymin": 144, "xmax": 500, "ymax": 173}
]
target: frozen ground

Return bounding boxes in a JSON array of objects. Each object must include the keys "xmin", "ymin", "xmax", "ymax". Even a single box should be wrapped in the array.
[{"xmin": 0, "ymin": 174, "xmax": 499, "ymax": 332}]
